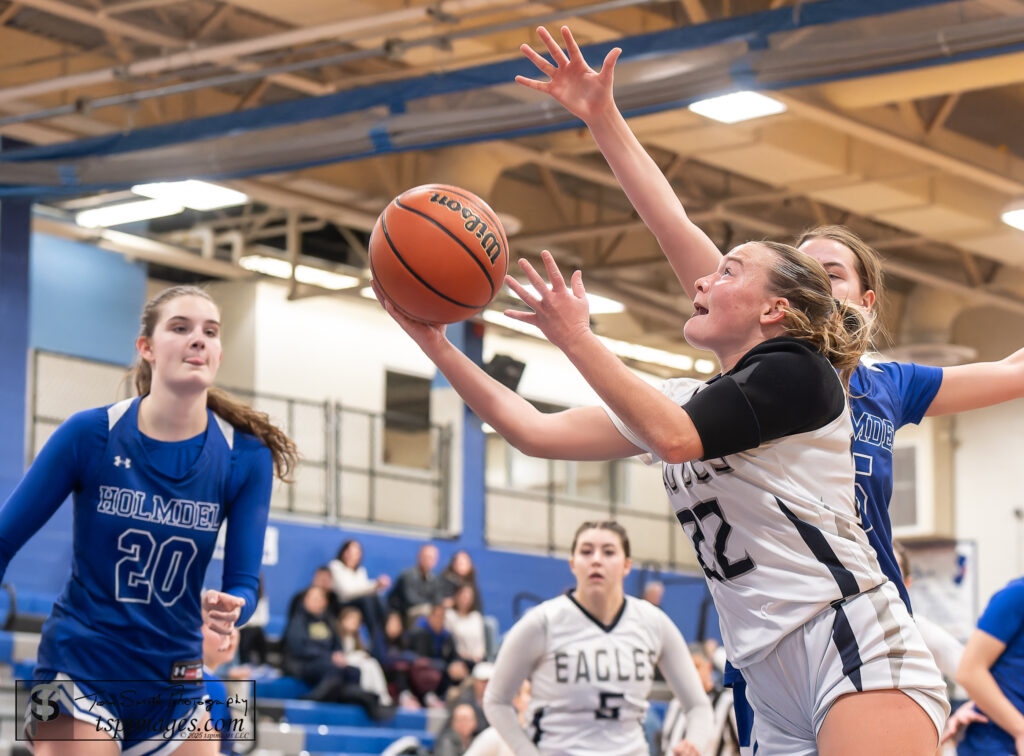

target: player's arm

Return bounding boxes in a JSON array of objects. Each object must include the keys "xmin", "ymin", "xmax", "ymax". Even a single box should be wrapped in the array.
[
  {"xmin": 483, "ymin": 609, "xmax": 547, "ymax": 755},
  {"xmin": 516, "ymin": 26, "xmax": 721, "ymax": 299},
  {"xmin": 0, "ymin": 410, "xmax": 97, "ymax": 580},
  {"xmin": 373, "ymin": 280, "xmax": 645, "ymax": 462},
  {"xmin": 654, "ymin": 611, "xmax": 714, "ymax": 753},
  {"xmin": 955, "ymin": 629, "xmax": 1024, "ymax": 749},
  {"xmin": 925, "ymin": 346, "xmax": 1024, "ymax": 416},
  {"xmin": 219, "ymin": 442, "xmax": 274, "ymax": 628}
]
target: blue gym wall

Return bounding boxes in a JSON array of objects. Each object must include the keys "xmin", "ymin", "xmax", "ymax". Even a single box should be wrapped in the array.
[{"xmin": 1, "ymin": 230, "xmax": 717, "ymax": 644}]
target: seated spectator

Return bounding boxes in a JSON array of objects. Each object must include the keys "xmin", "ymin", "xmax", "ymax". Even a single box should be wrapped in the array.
[
  {"xmin": 381, "ymin": 610, "xmax": 421, "ymax": 710},
  {"xmin": 445, "ymin": 585, "xmax": 486, "ymax": 666},
  {"xmin": 337, "ymin": 607, "xmax": 394, "ymax": 707},
  {"xmin": 238, "ymin": 575, "xmax": 270, "ymax": 666},
  {"xmin": 433, "ymin": 703, "xmax": 478, "ymax": 756},
  {"xmin": 282, "ymin": 585, "xmax": 389, "ymax": 720},
  {"xmin": 407, "ymin": 603, "xmax": 470, "ymax": 705},
  {"xmin": 287, "ymin": 565, "xmax": 341, "ymax": 622},
  {"xmin": 389, "ymin": 544, "xmax": 444, "ymax": 624},
  {"xmin": 329, "ymin": 538, "xmax": 391, "ymax": 659},
  {"xmin": 446, "ymin": 661, "xmax": 493, "ymax": 735},
  {"xmin": 440, "ymin": 550, "xmax": 482, "ymax": 612},
  {"xmin": 464, "ymin": 680, "xmax": 530, "ymax": 756},
  {"xmin": 641, "ymin": 579, "xmax": 665, "ymax": 608},
  {"xmin": 202, "ymin": 624, "xmax": 241, "ymax": 755}
]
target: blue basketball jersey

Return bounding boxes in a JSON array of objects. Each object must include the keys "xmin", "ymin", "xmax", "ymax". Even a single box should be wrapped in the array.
[
  {"xmin": 38, "ymin": 397, "xmax": 235, "ymax": 681},
  {"xmin": 848, "ymin": 360, "xmax": 943, "ymax": 611},
  {"xmin": 959, "ymin": 577, "xmax": 1024, "ymax": 756}
]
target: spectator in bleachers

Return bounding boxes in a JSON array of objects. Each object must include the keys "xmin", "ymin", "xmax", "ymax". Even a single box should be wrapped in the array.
[
  {"xmin": 441, "ymin": 550, "xmax": 483, "ymax": 612},
  {"xmin": 287, "ymin": 565, "xmax": 342, "ymax": 622},
  {"xmin": 407, "ymin": 603, "xmax": 470, "ymax": 705},
  {"xmin": 203, "ymin": 624, "xmax": 241, "ymax": 755},
  {"xmin": 329, "ymin": 538, "xmax": 391, "ymax": 659},
  {"xmin": 433, "ymin": 703, "xmax": 479, "ymax": 756},
  {"xmin": 238, "ymin": 575, "xmax": 271, "ymax": 666},
  {"xmin": 381, "ymin": 609, "xmax": 423, "ymax": 710},
  {"xmin": 445, "ymin": 585, "xmax": 487, "ymax": 666},
  {"xmin": 641, "ymin": 580, "xmax": 665, "ymax": 608},
  {"xmin": 465, "ymin": 680, "xmax": 530, "ymax": 756},
  {"xmin": 446, "ymin": 661, "xmax": 493, "ymax": 734},
  {"xmin": 337, "ymin": 606, "xmax": 395, "ymax": 708},
  {"xmin": 282, "ymin": 585, "xmax": 390, "ymax": 719},
  {"xmin": 389, "ymin": 543, "xmax": 444, "ymax": 623}
]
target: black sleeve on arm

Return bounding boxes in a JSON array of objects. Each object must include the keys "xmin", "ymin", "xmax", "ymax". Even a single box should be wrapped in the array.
[{"xmin": 682, "ymin": 338, "xmax": 846, "ymax": 460}]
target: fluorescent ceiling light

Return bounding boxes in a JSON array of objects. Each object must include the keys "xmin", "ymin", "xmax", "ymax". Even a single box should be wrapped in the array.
[
  {"xmin": 294, "ymin": 265, "xmax": 359, "ymax": 291},
  {"xmin": 239, "ymin": 255, "xmax": 358, "ymax": 291},
  {"xmin": 506, "ymin": 283, "xmax": 625, "ymax": 314},
  {"xmin": 1001, "ymin": 199, "xmax": 1024, "ymax": 231},
  {"xmin": 239, "ymin": 254, "xmax": 292, "ymax": 279},
  {"xmin": 694, "ymin": 359, "xmax": 717, "ymax": 374},
  {"xmin": 76, "ymin": 199, "xmax": 183, "ymax": 228},
  {"xmin": 132, "ymin": 180, "xmax": 248, "ymax": 211},
  {"xmin": 359, "ymin": 286, "xmax": 377, "ymax": 300},
  {"xmin": 688, "ymin": 91, "xmax": 786, "ymax": 124}
]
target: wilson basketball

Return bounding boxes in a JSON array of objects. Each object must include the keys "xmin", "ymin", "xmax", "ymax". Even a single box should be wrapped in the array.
[{"xmin": 369, "ymin": 184, "xmax": 509, "ymax": 324}]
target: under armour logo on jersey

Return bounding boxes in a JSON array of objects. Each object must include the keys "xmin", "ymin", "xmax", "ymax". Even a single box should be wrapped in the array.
[{"xmin": 114, "ymin": 456, "xmax": 131, "ymax": 468}]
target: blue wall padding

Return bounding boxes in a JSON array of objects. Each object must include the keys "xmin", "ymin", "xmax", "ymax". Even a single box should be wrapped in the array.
[{"xmin": 29, "ymin": 233, "xmax": 147, "ymax": 366}]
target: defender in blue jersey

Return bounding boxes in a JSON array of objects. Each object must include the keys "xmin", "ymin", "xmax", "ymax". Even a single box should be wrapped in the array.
[
  {"xmin": 0, "ymin": 286, "xmax": 297, "ymax": 756},
  {"xmin": 513, "ymin": 29, "xmax": 1024, "ymax": 751},
  {"xmin": 955, "ymin": 577, "xmax": 1024, "ymax": 756}
]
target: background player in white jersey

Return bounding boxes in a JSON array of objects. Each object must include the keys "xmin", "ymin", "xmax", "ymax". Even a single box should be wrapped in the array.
[
  {"xmin": 482, "ymin": 521, "xmax": 712, "ymax": 755},
  {"xmin": 374, "ymin": 236, "xmax": 948, "ymax": 754},
  {"xmin": 0, "ymin": 286, "xmax": 297, "ymax": 755}
]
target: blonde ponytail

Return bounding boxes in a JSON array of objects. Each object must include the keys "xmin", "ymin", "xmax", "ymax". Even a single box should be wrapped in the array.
[
  {"xmin": 761, "ymin": 241, "xmax": 872, "ymax": 387},
  {"xmin": 133, "ymin": 285, "xmax": 299, "ymax": 481}
]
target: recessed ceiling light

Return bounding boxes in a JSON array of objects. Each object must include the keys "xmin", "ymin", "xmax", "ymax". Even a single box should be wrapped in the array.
[
  {"xmin": 688, "ymin": 91, "xmax": 786, "ymax": 124},
  {"xmin": 1001, "ymin": 199, "xmax": 1024, "ymax": 231}
]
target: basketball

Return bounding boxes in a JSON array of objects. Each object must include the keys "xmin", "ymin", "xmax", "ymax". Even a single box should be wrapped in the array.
[{"xmin": 369, "ymin": 183, "xmax": 509, "ymax": 324}]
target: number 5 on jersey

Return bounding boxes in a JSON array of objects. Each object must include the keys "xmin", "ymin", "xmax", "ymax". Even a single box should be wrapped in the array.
[{"xmin": 116, "ymin": 529, "xmax": 198, "ymax": 606}]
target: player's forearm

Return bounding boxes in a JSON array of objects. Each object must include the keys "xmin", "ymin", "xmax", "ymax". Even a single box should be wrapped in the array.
[
  {"xmin": 482, "ymin": 699, "xmax": 540, "ymax": 755},
  {"xmin": 425, "ymin": 338, "xmax": 550, "ymax": 454},
  {"xmin": 585, "ymin": 107, "xmax": 719, "ymax": 299},
  {"xmin": 561, "ymin": 331, "xmax": 702, "ymax": 463},
  {"xmin": 957, "ymin": 667, "xmax": 1024, "ymax": 739}
]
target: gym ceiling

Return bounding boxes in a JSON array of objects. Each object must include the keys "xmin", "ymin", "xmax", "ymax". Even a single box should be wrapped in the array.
[{"xmin": 3, "ymin": 0, "xmax": 1024, "ymax": 376}]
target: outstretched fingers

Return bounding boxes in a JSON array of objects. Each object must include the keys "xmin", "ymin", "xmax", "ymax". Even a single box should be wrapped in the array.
[
  {"xmin": 518, "ymin": 43, "xmax": 556, "ymax": 78},
  {"xmin": 504, "ymin": 275, "xmax": 541, "ymax": 310},
  {"xmin": 600, "ymin": 46, "xmax": 622, "ymax": 80},
  {"xmin": 538, "ymin": 250, "xmax": 568, "ymax": 292},
  {"xmin": 536, "ymin": 26, "xmax": 570, "ymax": 67}
]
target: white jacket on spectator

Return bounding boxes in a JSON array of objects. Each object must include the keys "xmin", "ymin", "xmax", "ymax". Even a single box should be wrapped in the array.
[
  {"xmin": 447, "ymin": 607, "xmax": 487, "ymax": 662},
  {"xmin": 329, "ymin": 558, "xmax": 378, "ymax": 601}
]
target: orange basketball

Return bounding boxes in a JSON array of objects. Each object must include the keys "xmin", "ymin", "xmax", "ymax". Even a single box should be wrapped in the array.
[{"xmin": 369, "ymin": 184, "xmax": 509, "ymax": 324}]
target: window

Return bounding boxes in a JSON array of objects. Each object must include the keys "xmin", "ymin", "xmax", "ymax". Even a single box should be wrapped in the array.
[{"xmin": 383, "ymin": 371, "xmax": 432, "ymax": 469}]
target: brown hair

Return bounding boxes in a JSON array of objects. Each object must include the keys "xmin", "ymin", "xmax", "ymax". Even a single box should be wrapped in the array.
[
  {"xmin": 133, "ymin": 285, "xmax": 298, "ymax": 481},
  {"xmin": 570, "ymin": 520, "xmax": 631, "ymax": 558},
  {"xmin": 797, "ymin": 225, "xmax": 885, "ymax": 323},
  {"xmin": 759, "ymin": 241, "xmax": 872, "ymax": 387}
]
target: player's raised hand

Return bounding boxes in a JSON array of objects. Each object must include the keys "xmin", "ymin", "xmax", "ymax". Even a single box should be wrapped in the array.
[
  {"xmin": 202, "ymin": 590, "xmax": 245, "ymax": 650},
  {"xmin": 504, "ymin": 251, "xmax": 591, "ymax": 352},
  {"xmin": 516, "ymin": 26, "xmax": 621, "ymax": 124},
  {"xmin": 371, "ymin": 278, "xmax": 447, "ymax": 350}
]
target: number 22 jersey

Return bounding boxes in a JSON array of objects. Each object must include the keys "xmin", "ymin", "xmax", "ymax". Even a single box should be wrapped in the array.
[{"xmin": 606, "ymin": 338, "xmax": 888, "ymax": 668}]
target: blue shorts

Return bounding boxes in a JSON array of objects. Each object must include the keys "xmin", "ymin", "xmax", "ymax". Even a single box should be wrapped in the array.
[{"xmin": 25, "ymin": 671, "xmax": 208, "ymax": 755}]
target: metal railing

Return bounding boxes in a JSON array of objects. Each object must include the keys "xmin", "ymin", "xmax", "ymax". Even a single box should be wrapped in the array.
[{"xmin": 29, "ymin": 350, "xmax": 452, "ymax": 534}]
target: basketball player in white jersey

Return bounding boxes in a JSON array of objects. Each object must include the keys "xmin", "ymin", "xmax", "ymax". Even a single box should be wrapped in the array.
[
  {"xmin": 482, "ymin": 521, "xmax": 712, "ymax": 755},
  {"xmin": 373, "ymin": 239, "xmax": 949, "ymax": 755}
]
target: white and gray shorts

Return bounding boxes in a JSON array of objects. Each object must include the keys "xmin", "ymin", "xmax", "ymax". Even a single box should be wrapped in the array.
[{"xmin": 740, "ymin": 581, "xmax": 950, "ymax": 756}]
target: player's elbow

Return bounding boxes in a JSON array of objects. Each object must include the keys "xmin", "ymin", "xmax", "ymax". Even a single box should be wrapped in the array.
[{"xmin": 654, "ymin": 437, "xmax": 702, "ymax": 465}]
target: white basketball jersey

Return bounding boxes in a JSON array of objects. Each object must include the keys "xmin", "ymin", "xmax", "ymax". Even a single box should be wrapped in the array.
[
  {"xmin": 607, "ymin": 374, "xmax": 886, "ymax": 668},
  {"xmin": 524, "ymin": 594, "xmax": 666, "ymax": 756}
]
